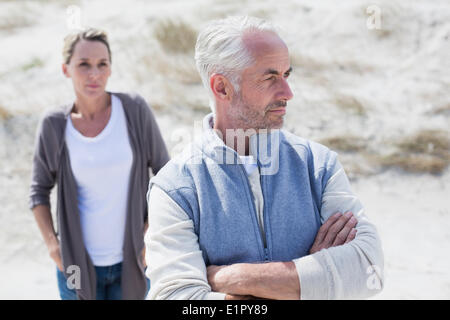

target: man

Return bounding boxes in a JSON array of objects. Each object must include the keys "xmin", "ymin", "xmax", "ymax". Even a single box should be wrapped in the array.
[{"xmin": 145, "ymin": 16, "xmax": 384, "ymax": 300}]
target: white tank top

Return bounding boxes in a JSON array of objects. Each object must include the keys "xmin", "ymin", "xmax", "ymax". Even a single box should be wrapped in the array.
[{"xmin": 65, "ymin": 95, "xmax": 133, "ymax": 266}]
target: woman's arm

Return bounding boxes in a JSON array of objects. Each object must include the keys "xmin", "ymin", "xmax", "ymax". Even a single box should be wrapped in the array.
[
  {"xmin": 30, "ymin": 115, "xmax": 62, "ymax": 270},
  {"xmin": 32, "ymin": 204, "xmax": 63, "ymax": 272},
  {"xmin": 138, "ymin": 98, "xmax": 170, "ymax": 174}
]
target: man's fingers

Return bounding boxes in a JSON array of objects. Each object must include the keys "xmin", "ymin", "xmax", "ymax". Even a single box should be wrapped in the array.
[
  {"xmin": 322, "ymin": 212, "xmax": 353, "ymax": 246},
  {"xmin": 309, "ymin": 212, "xmax": 344, "ymax": 254},
  {"xmin": 315, "ymin": 212, "xmax": 342, "ymax": 244},
  {"xmin": 310, "ymin": 212, "xmax": 358, "ymax": 254},
  {"xmin": 332, "ymin": 216, "xmax": 358, "ymax": 246},
  {"xmin": 345, "ymin": 228, "xmax": 357, "ymax": 244}
]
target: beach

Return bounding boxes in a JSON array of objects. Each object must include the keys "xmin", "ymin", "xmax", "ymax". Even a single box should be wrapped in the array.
[{"xmin": 0, "ymin": 0, "xmax": 449, "ymax": 299}]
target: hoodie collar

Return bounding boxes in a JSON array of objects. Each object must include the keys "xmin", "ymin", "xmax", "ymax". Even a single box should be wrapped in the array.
[{"xmin": 199, "ymin": 113, "xmax": 281, "ymax": 170}]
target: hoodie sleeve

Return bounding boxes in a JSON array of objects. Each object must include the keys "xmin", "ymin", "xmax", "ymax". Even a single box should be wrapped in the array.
[
  {"xmin": 293, "ymin": 159, "xmax": 384, "ymax": 299},
  {"xmin": 29, "ymin": 115, "xmax": 58, "ymax": 210}
]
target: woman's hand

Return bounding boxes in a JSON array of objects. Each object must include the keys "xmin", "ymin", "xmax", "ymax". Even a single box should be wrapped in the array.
[
  {"xmin": 48, "ymin": 237, "xmax": 64, "ymax": 272},
  {"xmin": 143, "ymin": 220, "xmax": 149, "ymax": 268},
  {"xmin": 142, "ymin": 246, "xmax": 147, "ymax": 268},
  {"xmin": 32, "ymin": 204, "xmax": 64, "ymax": 272}
]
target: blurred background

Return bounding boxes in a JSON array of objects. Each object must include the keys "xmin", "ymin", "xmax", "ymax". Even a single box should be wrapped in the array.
[{"xmin": 0, "ymin": 0, "xmax": 448, "ymax": 299}]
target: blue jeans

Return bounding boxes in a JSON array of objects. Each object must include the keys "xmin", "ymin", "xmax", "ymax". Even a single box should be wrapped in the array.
[{"xmin": 56, "ymin": 262, "xmax": 150, "ymax": 300}]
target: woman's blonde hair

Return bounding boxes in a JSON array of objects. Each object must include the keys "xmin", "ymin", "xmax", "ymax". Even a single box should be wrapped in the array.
[{"xmin": 62, "ymin": 27, "xmax": 111, "ymax": 64}]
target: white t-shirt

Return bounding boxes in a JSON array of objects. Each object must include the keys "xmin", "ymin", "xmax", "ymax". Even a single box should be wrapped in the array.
[
  {"xmin": 240, "ymin": 155, "xmax": 265, "ymax": 241},
  {"xmin": 65, "ymin": 95, "xmax": 133, "ymax": 266}
]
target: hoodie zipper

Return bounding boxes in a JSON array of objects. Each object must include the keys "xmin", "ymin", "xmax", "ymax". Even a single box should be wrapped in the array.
[
  {"xmin": 238, "ymin": 161, "xmax": 269, "ymax": 262},
  {"xmin": 259, "ymin": 166, "xmax": 270, "ymax": 262}
]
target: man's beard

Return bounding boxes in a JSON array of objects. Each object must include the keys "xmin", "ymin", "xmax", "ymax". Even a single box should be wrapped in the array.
[{"xmin": 230, "ymin": 92, "xmax": 286, "ymax": 131}]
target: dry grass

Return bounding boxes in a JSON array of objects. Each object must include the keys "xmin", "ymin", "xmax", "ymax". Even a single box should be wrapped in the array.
[
  {"xmin": 248, "ymin": 7, "xmax": 271, "ymax": 19},
  {"xmin": 170, "ymin": 58, "xmax": 202, "ymax": 84},
  {"xmin": 290, "ymin": 51, "xmax": 376, "ymax": 75},
  {"xmin": 373, "ymin": 29, "xmax": 392, "ymax": 39},
  {"xmin": 135, "ymin": 53, "xmax": 201, "ymax": 85},
  {"xmin": 334, "ymin": 94, "xmax": 367, "ymax": 116},
  {"xmin": 290, "ymin": 52, "xmax": 327, "ymax": 72},
  {"xmin": 396, "ymin": 129, "xmax": 449, "ymax": 158},
  {"xmin": 336, "ymin": 152, "xmax": 377, "ymax": 181},
  {"xmin": 185, "ymin": 100, "xmax": 210, "ymax": 114},
  {"xmin": 50, "ymin": 0, "xmax": 82, "ymax": 7},
  {"xmin": 0, "ymin": 105, "xmax": 11, "ymax": 120},
  {"xmin": 429, "ymin": 103, "xmax": 450, "ymax": 116},
  {"xmin": 376, "ymin": 153, "xmax": 448, "ymax": 174},
  {"xmin": 373, "ymin": 129, "xmax": 450, "ymax": 174},
  {"xmin": 318, "ymin": 135, "xmax": 367, "ymax": 152},
  {"xmin": 154, "ymin": 19, "xmax": 197, "ymax": 54},
  {"xmin": 0, "ymin": 15, "xmax": 35, "ymax": 32},
  {"xmin": 0, "ymin": 2, "xmax": 38, "ymax": 31},
  {"xmin": 149, "ymin": 102, "xmax": 165, "ymax": 112},
  {"xmin": 21, "ymin": 57, "xmax": 44, "ymax": 72}
]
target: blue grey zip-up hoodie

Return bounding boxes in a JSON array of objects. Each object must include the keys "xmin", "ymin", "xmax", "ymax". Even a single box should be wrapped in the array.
[{"xmin": 149, "ymin": 113, "xmax": 338, "ymax": 265}]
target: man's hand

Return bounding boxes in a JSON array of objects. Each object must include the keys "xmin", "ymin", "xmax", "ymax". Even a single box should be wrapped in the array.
[
  {"xmin": 207, "ymin": 264, "xmax": 241, "ymax": 295},
  {"xmin": 309, "ymin": 211, "xmax": 357, "ymax": 254},
  {"xmin": 206, "ymin": 212, "xmax": 357, "ymax": 299},
  {"xmin": 207, "ymin": 262, "xmax": 300, "ymax": 300}
]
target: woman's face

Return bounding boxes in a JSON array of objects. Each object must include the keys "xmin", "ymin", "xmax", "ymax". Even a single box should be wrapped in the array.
[{"xmin": 63, "ymin": 39, "xmax": 111, "ymax": 100}]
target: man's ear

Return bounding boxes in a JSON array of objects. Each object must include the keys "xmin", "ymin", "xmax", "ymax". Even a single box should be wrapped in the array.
[
  {"xmin": 62, "ymin": 63, "xmax": 70, "ymax": 78},
  {"xmin": 210, "ymin": 73, "xmax": 233, "ymax": 102}
]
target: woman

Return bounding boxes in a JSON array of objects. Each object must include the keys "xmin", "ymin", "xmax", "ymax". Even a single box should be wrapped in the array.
[{"xmin": 29, "ymin": 28, "xmax": 170, "ymax": 300}]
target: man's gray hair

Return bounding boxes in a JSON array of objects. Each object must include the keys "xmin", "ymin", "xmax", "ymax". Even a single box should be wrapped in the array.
[{"xmin": 194, "ymin": 16, "xmax": 277, "ymax": 114}]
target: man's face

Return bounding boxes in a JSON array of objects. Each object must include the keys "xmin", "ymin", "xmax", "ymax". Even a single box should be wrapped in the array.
[{"xmin": 229, "ymin": 31, "xmax": 293, "ymax": 130}]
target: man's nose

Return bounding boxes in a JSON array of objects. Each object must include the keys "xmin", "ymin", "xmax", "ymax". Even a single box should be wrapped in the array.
[{"xmin": 279, "ymin": 78, "xmax": 293, "ymax": 101}]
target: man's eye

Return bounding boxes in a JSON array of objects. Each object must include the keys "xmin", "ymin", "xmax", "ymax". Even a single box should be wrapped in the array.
[
  {"xmin": 266, "ymin": 76, "xmax": 276, "ymax": 81},
  {"xmin": 79, "ymin": 62, "xmax": 89, "ymax": 67},
  {"xmin": 284, "ymin": 72, "xmax": 290, "ymax": 78}
]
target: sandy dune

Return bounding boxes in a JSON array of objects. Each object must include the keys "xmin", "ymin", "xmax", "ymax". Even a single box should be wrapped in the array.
[{"xmin": 0, "ymin": 0, "xmax": 449, "ymax": 299}]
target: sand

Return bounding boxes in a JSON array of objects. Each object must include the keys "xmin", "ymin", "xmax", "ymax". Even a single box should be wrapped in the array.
[{"xmin": 0, "ymin": 0, "xmax": 449, "ymax": 299}]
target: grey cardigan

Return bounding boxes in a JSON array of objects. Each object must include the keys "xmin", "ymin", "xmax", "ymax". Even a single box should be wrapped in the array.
[{"xmin": 29, "ymin": 92, "xmax": 170, "ymax": 300}]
